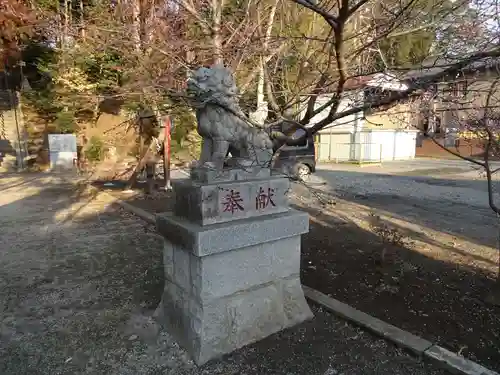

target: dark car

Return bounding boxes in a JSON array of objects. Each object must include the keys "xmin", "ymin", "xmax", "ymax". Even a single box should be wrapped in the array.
[
  {"xmin": 223, "ymin": 126, "xmax": 316, "ymax": 180},
  {"xmin": 272, "ymin": 133, "xmax": 316, "ymax": 180}
]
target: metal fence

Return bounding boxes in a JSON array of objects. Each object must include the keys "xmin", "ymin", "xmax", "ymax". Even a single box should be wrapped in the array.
[{"xmin": 316, "ymin": 142, "xmax": 383, "ymax": 163}]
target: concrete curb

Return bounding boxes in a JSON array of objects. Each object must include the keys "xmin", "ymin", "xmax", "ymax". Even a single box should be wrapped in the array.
[
  {"xmin": 318, "ymin": 162, "xmax": 382, "ymax": 168},
  {"xmin": 303, "ymin": 286, "xmax": 433, "ymax": 355},
  {"xmin": 303, "ymin": 286, "xmax": 499, "ymax": 375},
  {"xmin": 424, "ymin": 345, "xmax": 499, "ymax": 375},
  {"xmin": 102, "ymin": 193, "xmax": 499, "ymax": 375}
]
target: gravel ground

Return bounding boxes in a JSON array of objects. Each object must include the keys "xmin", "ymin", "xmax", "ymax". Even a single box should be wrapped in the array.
[
  {"xmin": 0, "ymin": 174, "xmax": 449, "ymax": 375},
  {"xmin": 314, "ymin": 163, "xmax": 500, "ymax": 212},
  {"xmin": 310, "ymin": 162, "xmax": 500, "ymax": 250}
]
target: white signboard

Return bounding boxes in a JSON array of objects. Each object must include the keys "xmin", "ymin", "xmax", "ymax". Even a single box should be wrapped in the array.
[
  {"xmin": 48, "ymin": 134, "xmax": 77, "ymax": 153},
  {"xmin": 48, "ymin": 134, "xmax": 77, "ymax": 170}
]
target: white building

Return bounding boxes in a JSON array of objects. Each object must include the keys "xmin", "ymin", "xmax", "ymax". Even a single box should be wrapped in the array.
[{"xmin": 303, "ymin": 73, "xmax": 418, "ymax": 163}]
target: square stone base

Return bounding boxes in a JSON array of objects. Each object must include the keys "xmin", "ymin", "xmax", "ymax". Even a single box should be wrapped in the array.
[
  {"xmin": 156, "ymin": 275, "xmax": 312, "ymax": 365},
  {"xmin": 155, "ymin": 210, "xmax": 313, "ymax": 365}
]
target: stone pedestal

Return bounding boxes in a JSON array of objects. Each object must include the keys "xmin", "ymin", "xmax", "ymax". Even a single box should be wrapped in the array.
[{"xmin": 155, "ymin": 170, "xmax": 313, "ymax": 365}]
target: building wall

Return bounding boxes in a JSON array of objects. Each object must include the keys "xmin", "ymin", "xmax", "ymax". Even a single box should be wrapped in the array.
[
  {"xmin": 308, "ymin": 92, "xmax": 412, "ymax": 133},
  {"xmin": 307, "ymin": 91, "xmax": 417, "ymax": 162},
  {"xmin": 415, "ymin": 137, "xmax": 496, "ymax": 159},
  {"xmin": 435, "ymin": 71, "xmax": 500, "ymax": 130},
  {"xmin": 364, "ymin": 102, "xmax": 412, "ymax": 130}
]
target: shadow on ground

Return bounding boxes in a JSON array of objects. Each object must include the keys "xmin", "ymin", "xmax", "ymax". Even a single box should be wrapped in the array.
[
  {"xmin": 312, "ymin": 169, "xmax": 500, "ymax": 249},
  {"xmin": 0, "ymin": 177, "xmax": 166, "ymax": 374},
  {"xmin": 91, "ymin": 179, "xmax": 176, "ymax": 213},
  {"xmin": 294, "ymin": 199, "xmax": 500, "ymax": 372},
  {"xmin": 0, "ymin": 175, "xmax": 450, "ymax": 375}
]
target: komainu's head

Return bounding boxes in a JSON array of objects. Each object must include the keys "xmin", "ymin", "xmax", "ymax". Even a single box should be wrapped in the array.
[{"xmin": 186, "ymin": 64, "xmax": 239, "ymax": 107}]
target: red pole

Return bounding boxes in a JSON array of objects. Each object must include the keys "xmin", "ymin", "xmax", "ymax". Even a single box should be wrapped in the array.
[{"xmin": 163, "ymin": 116, "xmax": 172, "ymax": 190}]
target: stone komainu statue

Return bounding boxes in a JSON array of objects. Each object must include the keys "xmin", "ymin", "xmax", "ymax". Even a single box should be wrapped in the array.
[{"xmin": 187, "ymin": 64, "xmax": 274, "ymax": 170}]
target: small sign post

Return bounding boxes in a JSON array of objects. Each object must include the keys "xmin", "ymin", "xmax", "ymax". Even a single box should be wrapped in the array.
[{"xmin": 48, "ymin": 134, "xmax": 77, "ymax": 171}]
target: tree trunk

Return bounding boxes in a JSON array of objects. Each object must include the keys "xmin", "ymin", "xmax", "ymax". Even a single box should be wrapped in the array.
[
  {"xmin": 251, "ymin": 0, "xmax": 279, "ymax": 125},
  {"xmin": 131, "ymin": 0, "xmax": 142, "ymax": 54},
  {"xmin": 80, "ymin": 0, "xmax": 85, "ymax": 39},
  {"xmin": 211, "ymin": 0, "xmax": 224, "ymax": 64},
  {"xmin": 63, "ymin": 0, "xmax": 69, "ymax": 48}
]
